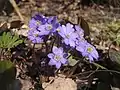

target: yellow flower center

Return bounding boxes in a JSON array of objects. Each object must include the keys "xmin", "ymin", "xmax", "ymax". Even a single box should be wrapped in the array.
[
  {"xmin": 57, "ymin": 28, "xmax": 60, "ymax": 32},
  {"xmin": 66, "ymin": 34, "xmax": 70, "ymax": 38},
  {"xmin": 36, "ymin": 20, "xmax": 41, "ymax": 25},
  {"xmin": 87, "ymin": 47, "xmax": 93, "ymax": 53},
  {"xmin": 55, "ymin": 55, "xmax": 61, "ymax": 61},
  {"xmin": 34, "ymin": 34, "xmax": 39, "ymax": 37},
  {"xmin": 47, "ymin": 24, "xmax": 52, "ymax": 30}
]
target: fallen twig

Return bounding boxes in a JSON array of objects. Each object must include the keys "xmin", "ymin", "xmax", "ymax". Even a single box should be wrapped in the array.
[{"xmin": 9, "ymin": 0, "xmax": 24, "ymax": 21}]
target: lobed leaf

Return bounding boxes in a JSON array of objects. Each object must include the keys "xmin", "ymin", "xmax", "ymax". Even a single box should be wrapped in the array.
[{"xmin": 0, "ymin": 32, "xmax": 23, "ymax": 49}]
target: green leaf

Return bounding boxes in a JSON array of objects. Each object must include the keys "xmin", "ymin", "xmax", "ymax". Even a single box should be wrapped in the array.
[
  {"xmin": 0, "ymin": 61, "xmax": 16, "ymax": 90},
  {"xmin": 109, "ymin": 48, "xmax": 120, "ymax": 65},
  {"xmin": 12, "ymin": 40, "xmax": 23, "ymax": 47},
  {"xmin": 115, "ymin": 35, "xmax": 120, "ymax": 46},
  {"xmin": 68, "ymin": 55, "xmax": 78, "ymax": 66},
  {"xmin": 0, "ymin": 60, "xmax": 14, "ymax": 73},
  {"xmin": 7, "ymin": 35, "xmax": 20, "ymax": 49},
  {"xmin": 107, "ymin": 21, "xmax": 120, "ymax": 31},
  {"xmin": 0, "ymin": 32, "xmax": 23, "ymax": 49},
  {"xmin": 96, "ymin": 82, "xmax": 111, "ymax": 90}
]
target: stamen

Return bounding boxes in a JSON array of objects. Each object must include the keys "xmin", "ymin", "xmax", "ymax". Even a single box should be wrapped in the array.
[
  {"xmin": 55, "ymin": 55, "xmax": 61, "ymax": 61},
  {"xmin": 36, "ymin": 20, "xmax": 41, "ymax": 25},
  {"xmin": 34, "ymin": 34, "xmax": 39, "ymax": 37},
  {"xmin": 66, "ymin": 34, "xmax": 70, "ymax": 38},
  {"xmin": 47, "ymin": 24, "xmax": 52, "ymax": 30},
  {"xmin": 87, "ymin": 47, "xmax": 93, "ymax": 53},
  {"xmin": 57, "ymin": 28, "xmax": 60, "ymax": 32}
]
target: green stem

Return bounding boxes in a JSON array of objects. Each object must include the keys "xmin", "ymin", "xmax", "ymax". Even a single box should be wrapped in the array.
[
  {"xmin": 92, "ymin": 62, "xmax": 107, "ymax": 70},
  {"xmin": 67, "ymin": 57, "xmax": 84, "ymax": 78},
  {"xmin": 73, "ymin": 56, "xmax": 107, "ymax": 70},
  {"xmin": 73, "ymin": 69, "xmax": 120, "ymax": 79}
]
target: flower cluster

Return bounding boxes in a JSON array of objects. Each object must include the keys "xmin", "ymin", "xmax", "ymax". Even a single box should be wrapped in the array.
[
  {"xmin": 28, "ymin": 14, "xmax": 99, "ymax": 68},
  {"xmin": 28, "ymin": 14, "xmax": 59, "ymax": 43},
  {"xmin": 57, "ymin": 23, "xmax": 99, "ymax": 62}
]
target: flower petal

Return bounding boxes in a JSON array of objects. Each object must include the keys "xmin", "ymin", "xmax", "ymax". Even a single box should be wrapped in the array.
[
  {"xmin": 69, "ymin": 40, "xmax": 75, "ymax": 47},
  {"xmin": 66, "ymin": 23, "xmax": 74, "ymax": 33},
  {"xmin": 55, "ymin": 62, "xmax": 61, "ymax": 69},
  {"xmin": 60, "ymin": 59, "xmax": 67, "ymax": 64},
  {"xmin": 48, "ymin": 59, "xmax": 57, "ymax": 65},
  {"xmin": 62, "ymin": 25, "xmax": 67, "ymax": 34},
  {"xmin": 64, "ymin": 39, "xmax": 69, "ymax": 45},
  {"xmin": 52, "ymin": 46, "xmax": 58, "ymax": 53},
  {"xmin": 48, "ymin": 53, "xmax": 54, "ymax": 59},
  {"xmin": 70, "ymin": 32, "xmax": 78, "ymax": 39},
  {"xmin": 76, "ymin": 45, "xmax": 84, "ymax": 52},
  {"xmin": 91, "ymin": 50, "xmax": 99, "ymax": 60},
  {"xmin": 58, "ymin": 47, "xmax": 63, "ymax": 54},
  {"xmin": 88, "ymin": 55, "xmax": 94, "ymax": 62}
]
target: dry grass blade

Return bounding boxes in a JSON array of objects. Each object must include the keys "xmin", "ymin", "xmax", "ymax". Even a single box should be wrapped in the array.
[{"xmin": 9, "ymin": 0, "xmax": 24, "ymax": 21}]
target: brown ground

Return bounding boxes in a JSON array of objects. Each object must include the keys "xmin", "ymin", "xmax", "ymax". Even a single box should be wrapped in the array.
[{"xmin": 0, "ymin": 0, "xmax": 120, "ymax": 90}]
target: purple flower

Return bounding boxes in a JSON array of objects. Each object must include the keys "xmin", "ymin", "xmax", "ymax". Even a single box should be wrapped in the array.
[
  {"xmin": 28, "ymin": 14, "xmax": 45, "ymax": 43},
  {"xmin": 48, "ymin": 46, "xmax": 68, "ymax": 69},
  {"xmin": 38, "ymin": 24, "xmax": 53, "ymax": 35},
  {"xmin": 76, "ymin": 38, "xmax": 88, "ymax": 52},
  {"xmin": 33, "ymin": 14, "xmax": 47, "ymax": 25},
  {"xmin": 75, "ymin": 25, "xmax": 84, "ymax": 38},
  {"xmin": 57, "ymin": 23, "xmax": 78, "ymax": 47},
  {"xmin": 75, "ymin": 25, "xmax": 86, "ymax": 48},
  {"xmin": 38, "ymin": 16, "xmax": 60, "ymax": 35},
  {"xmin": 28, "ymin": 30, "xmax": 43, "ymax": 43},
  {"xmin": 77, "ymin": 42, "xmax": 99, "ymax": 62},
  {"xmin": 74, "ymin": 25, "xmax": 99, "ymax": 62},
  {"xmin": 28, "ymin": 14, "xmax": 47, "ymax": 30},
  {"xmin": 47, "ymin": 16, "xmax": 60, "ymax": 32},
  {"xmin": 29, "ymin": 18, "xmax": 38, "ymax": 30}
]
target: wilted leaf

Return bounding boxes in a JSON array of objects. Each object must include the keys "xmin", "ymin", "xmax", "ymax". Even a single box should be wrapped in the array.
[
  {"xmin": 0, "ymin": 22, "xmax": 8, "ymax": 34},
  {"xmin": 10, "ymin": 20, "xmax": 23, "ymax": 29},
  {"xmin": 78, "ymin": 16, "xmax": 91, "ymax": 42}
]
